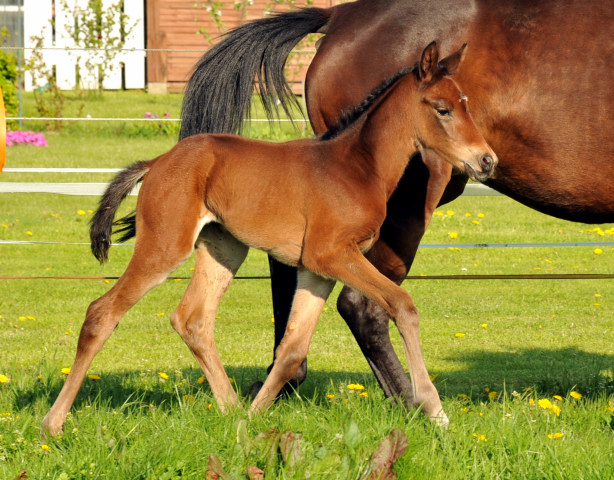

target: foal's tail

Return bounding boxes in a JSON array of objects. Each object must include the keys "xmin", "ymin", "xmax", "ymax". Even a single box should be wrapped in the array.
[
  {"xmin": 90, "ymin": 161, "xmax": 151, "ymax": 264},
  {"xmin": 179, "ymin": 7, "xmax": 331, "ymax": 139}
]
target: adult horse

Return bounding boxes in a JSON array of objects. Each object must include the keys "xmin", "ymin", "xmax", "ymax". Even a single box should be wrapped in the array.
[
  {"xmin": 180, "ymin": 0, "xmax": 614, "ymax": 403},
  {"xmin": 41, "ymin": 43, "xmax": 496, "ymax": 436}
]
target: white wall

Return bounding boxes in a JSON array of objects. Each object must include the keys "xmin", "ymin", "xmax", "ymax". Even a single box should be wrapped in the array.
[{"xmin": 23, "ymin": 0, "xmax": 145, "ymax": 91}]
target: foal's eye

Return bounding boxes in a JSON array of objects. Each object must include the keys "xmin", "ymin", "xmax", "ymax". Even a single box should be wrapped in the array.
[{"xmin": 435, "ymin": 107, "xmax": 451, "ymax": 117}]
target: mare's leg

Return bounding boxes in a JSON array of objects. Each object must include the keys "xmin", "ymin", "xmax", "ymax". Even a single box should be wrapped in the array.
[
  {"xmin": 250, "ymin": 269, "xmax": 335, "ymax": 413},
  {"xmin": 170, "ymin": 224, "xmax": 248, "ymax": 410},
  {"xmin": 311, "ymin": 244, "xmax": 448, "ymax": 424},
  {"xmin": 41, "ymin": 233, "xmax": 196, "ymax": 436}
]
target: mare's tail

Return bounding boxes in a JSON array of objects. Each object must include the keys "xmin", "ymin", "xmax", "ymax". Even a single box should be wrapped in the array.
[
  {"xmin": 179, "ymin": 7, "xmax": 331, "ymax": 139},
  {"xmin": 90, "ymin": 161, "xmax": 151, "ymax": 263}
]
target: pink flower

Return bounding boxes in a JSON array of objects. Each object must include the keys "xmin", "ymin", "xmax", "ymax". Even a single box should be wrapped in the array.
[{"xmin": 6, "ymin": 131, "xmax": 48, "ymax": 147}]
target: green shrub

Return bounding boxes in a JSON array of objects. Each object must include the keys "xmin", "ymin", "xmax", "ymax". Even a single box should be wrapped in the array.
[{"xmin": 0, "ymin": 47, "xmax": 19, "ymax": 127}]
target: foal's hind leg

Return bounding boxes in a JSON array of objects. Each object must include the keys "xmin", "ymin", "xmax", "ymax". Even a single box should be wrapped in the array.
[
  {"xmin": 170, "ymin": 224, "xmax": 248, "ymax": 411},
  {"xmin": 41, "ymin": 242, "xmax": 193, "ymax": 437},
  {"xmin": 250, "ymin": 269, "xmax": 335, "ymax": 413}
]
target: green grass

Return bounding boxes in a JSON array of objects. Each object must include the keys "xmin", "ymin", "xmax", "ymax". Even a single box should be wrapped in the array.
[{"xmin": 1, "ymin": 91, "xmax": 613, "ymax": 479}]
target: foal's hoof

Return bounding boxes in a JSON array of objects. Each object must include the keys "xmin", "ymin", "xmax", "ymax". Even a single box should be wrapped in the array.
[
  {"xmin": 40, "ymin": 416, "xmax": 63, "ymax": 440},
  {"xmin": 429, "ymin": 410, "xmax": 450, "ymax": 428},
  {"xmin": 248, "ymin": 380, "xmax": 264, "ymax": 400}
]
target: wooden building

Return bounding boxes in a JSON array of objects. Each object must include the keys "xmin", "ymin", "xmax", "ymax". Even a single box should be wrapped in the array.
[{"xmin": 146, "ymin": 0, "xmax": 340, "ymax": 93}]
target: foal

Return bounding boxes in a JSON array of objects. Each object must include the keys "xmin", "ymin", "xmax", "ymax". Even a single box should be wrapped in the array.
[{"xmin": 41, "ymin": 42, "xmax": 496, "ymax": 436}]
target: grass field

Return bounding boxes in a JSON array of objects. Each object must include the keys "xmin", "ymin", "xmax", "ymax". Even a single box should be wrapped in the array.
[{"xmin": 1, "ymin": 91, "xmax": 613, "ymax": 479}]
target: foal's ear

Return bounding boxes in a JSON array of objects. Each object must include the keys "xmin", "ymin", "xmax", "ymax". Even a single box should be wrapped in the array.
[
  {"xmin": 419, "ymin": 41, "xmax": 439, "ymax": 82},
  {"xmin": 437, "ymin": 43, "xmax": 468, "ymax": 76}
]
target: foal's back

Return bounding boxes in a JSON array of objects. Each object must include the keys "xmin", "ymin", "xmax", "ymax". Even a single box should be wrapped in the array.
[{"xmin": 141, "ymin": 130, "xmax": 380, "ymax": 266}]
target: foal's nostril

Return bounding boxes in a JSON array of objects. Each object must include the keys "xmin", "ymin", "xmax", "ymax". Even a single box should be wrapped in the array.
[{"xmin": 480, "ymin": 155, "xmax": 494, "ymax": 172}]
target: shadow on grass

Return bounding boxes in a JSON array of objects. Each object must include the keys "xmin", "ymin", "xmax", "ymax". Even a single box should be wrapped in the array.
[
  {"xmin": 436, "ymin": 346, "xmax": 614, "ymax": 398},
  {"xmin": 11, "ymin": 347, "xmax": 613, "ymax": 414}
]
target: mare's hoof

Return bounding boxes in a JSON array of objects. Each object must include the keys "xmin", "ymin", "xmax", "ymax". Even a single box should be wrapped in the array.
[{"xmin": 248, "ymin": 380, "xmax": 264, "ymax": 400}]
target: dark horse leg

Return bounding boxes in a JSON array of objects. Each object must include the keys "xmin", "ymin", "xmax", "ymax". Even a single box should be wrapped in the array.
[{"xmin": 256, "ymin": 154, "xmax": 468, "ymax": 402}]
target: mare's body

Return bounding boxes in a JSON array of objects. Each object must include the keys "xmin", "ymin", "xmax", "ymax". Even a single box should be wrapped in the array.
[{"xmin": 180, "ymin": 0, "xmax": 614, "ymax": 400}]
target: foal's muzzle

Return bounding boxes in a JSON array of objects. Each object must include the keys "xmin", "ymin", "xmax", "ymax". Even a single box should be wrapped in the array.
[{"xmin": 466, "ymin": 153, "xmax": 497, "ymax": 182}]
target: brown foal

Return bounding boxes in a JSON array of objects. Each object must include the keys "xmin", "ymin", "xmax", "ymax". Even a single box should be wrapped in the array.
[{"xmin": 41, "ymin": 42, "xmax": 496, "ymax": 436}]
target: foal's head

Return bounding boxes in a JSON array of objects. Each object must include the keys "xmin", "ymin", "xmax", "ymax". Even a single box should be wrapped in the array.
[{"xmin": 411, "ymin": 42, "xmax": 497, "ymax": 182}]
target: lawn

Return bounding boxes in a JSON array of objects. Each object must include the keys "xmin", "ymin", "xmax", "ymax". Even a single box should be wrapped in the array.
[{"xmin": 0, "ymin": 90, "xmax": 613, "ymax": 479}]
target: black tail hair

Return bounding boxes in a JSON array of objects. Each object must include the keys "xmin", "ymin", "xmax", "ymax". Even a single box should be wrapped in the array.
[
  {"xmin": 90, "ymin": 161, "xmax": 150, "ymax": 263},
  {"xmin": 179, "ymin": 7, "xmax": 330, "ymax": 139}
]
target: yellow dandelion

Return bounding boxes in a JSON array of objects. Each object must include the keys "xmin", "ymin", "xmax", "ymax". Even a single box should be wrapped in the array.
[
  {"xmin": 547, "ymin": 432, "xmax": 565, "ymax": 440},
  {"xmin": 429, "ymin": 373, "xmax": 439, "ymax": 382},
  {"xmin": 156, "ymin": 312, "xmax": 165, "ymax": 317},
  {"xmin": 446, "ymin": 210, "xmax": 455, "ymax": 216},
  {"xmin": 472, "ymin": 433, "xmax": 487, "ymax": 442},
  {"xmin": 27, "ymin": 316, "xmax": 35, "ymax": 320},
  {"xmin": 41, "ymin": 444, "xmax": 51, "ymax": 451},
  {"xmin": 77, "ymin": 210, "xmax": 86, "ymax": 216},
  {"xmin": 0, "ymin": 374, "xmax": 9, "ymax": 383},
  {"xmin": 594, "ymin": 248, "xmax": 603, "ymax": 255},
  {"xmin": 182, "ymin": 394, "xmax": 195, "ymax": 403},
  {"xmin": 37, "ymin": 375, "xmax": 44, "ymax": 381},
  {"xmin": 457, "ymin": 393, "xmax": 469, "ymax": 399},
  {"xmin": 26, "ymin": 231, "xmax": 33, "ymax": 236},
  {"xmin": 229, "ymin": 377, "xmax": 234, "ymax": 383},
  {"xmin": 19, "ymin": 316, "xmax": 26, "ymax": 321},
  {"xmin": 449, "ymin": 232, "xmax": 458, "ymax": 239},
  {"xmin": 538, "ymin": 398, "xmax": 553, "ymax": 410},
  {"xmin": 158, "ymin": 372, "xmax": 169, "ymax": 380},
  {"xmin": 61, "ymin": 367, "xmax": 71, "ymax": 375},
  {"xmin": 455, "ymin": 332, "xmax": 466, "ymax": 338},
  {"xmin": 488, "ymin": 391, "xmax": 498, "ymax": 400},
  {"xmin": 347, "ymin": 383, "xmax": 365, "ymax": 391},
  {"xmin": 197, "ymin": 376, "xmax": 205, "ymax": 385},
  {"xmin": 553, "ymin": 395, "xmax": 563, "ymax": 401},
  {"xmin": 326, "ymin": 394, "xmax": 335, "ymax": 400},
  {"xmin": 595, "ymin": 293, "xmax": 602, "ymax": 298},
  {"xmin": 88, "ymin": 209, "xmax": 94, "ymax": 214},
  {"xmin": 207, "ymin": 403, "xmax": 213, "ymax": 410},
  {"xmin": 551, "ymin": 405, "xmax": 561, "ymax": 416},
  {"xmin": 88, "ymin": 374, "xmax": 101, "ymax": 381},
  {"xmin": 359, "ymin": 392, "xmax": 368, "ymax": 397},
  {"xmin": 570, "ymin": 391, "xmax": 582, "ymax": 400},
  {"xmin": 528, "ymin": 398, "xmax": 535, "ymax": 405},
  {"xmin": 271, "ymin": 317, "xmax": 275, "ymax": 323},
  {"xmin": 477, "ymin": 213, "xmax": 485, "ymax": 218},
  {"xmin": 481, "ymin": 323, "xmax": 488, "ymax": 328},
  {"xmin": 472, "ymin": 220, "xmax": 480, "ymax": 225},
  {"xmin": 465, "ymin": 212, "xmax": 472, "ymax": 217}
]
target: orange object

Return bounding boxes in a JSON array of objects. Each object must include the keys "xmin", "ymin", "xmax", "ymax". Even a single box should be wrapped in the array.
[{"xmin": 0, "ymin": 84, "xmax": 6, "ymax": 172}]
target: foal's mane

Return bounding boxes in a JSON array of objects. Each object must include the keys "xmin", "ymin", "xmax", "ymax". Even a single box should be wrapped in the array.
[{"xmin": 319, "ymin": 66, "xmax": 416, "ymax": 141}]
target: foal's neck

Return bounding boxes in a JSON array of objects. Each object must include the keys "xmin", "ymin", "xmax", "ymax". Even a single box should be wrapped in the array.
[{"xmin": 353, "ymin": 76, "xmax": 419, "ymax": 198}]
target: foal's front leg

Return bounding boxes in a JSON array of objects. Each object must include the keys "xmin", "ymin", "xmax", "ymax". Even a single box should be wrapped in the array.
[
  {"xmin": 170, "ymin": 225, "xmax": 249, "ymax": 411},
  {"xmin": 250, "ymin": 269, "xmax": 335, "ymax": 413},
  {"xmin": 315, "ymin": 244, "xmax": 448, "ymax": 425}
]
